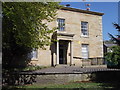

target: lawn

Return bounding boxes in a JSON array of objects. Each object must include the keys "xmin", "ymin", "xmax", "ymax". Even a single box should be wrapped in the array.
[{"xmin": 3, "ymin": 81, "xmax": 120, "ymax": 89}]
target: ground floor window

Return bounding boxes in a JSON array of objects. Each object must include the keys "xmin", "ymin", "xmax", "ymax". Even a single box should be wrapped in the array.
[
  {"xmin": 81, "ymin": 44, "xmax": 89, "ymax": 59},
  {"xmin": 30, "ymin": 48, "xmax": 38, "ymax": 59}
]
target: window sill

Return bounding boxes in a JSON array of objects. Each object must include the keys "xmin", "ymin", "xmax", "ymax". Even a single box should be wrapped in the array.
[
  {"xmin": 31, "ymin": 58, "xmax": 38, "ymax": 61},
  {"xmin": 81, "ymin": 35, "xmax": 89, "ymax": 38},
  {"xmin": 57, "ymin": 30, "xmax": 66, "ymax": 32}
]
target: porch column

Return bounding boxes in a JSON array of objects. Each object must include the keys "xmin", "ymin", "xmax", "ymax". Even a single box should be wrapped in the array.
[
  {"xmin": 70, "ymin": 41, "xmax": 73, "ymax": 65},
  {"xmin": 56, "ymin": 40, "xmax": 59, "ymax": 65}
]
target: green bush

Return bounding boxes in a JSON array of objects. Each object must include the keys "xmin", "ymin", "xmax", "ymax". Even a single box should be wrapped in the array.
[
  {"xmin": 22, "ymin": 65, "xmax": 47, "ymax": 71},
  {"xmin": 105, "ymin": 46, "xmax": 120, "ymax": 68}
]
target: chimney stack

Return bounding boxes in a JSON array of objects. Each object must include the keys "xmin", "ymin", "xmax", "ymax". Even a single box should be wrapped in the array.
[
  {"xmin": 66, "ymin": 4, "xmax": 70, "ymax": 7},
  {"xmin": 86, "ymin": 4, "xmax": 91, "ymax": 11}
]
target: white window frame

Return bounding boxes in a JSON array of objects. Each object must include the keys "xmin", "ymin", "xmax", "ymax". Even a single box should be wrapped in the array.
[
  {"xmin": 57, "ymin": 18, "xmax": 65, "ymax": 31},
  {"xmin": 81, "ymin": 21, "xmax": 88, "ymax": 37},
  {"xmin": 81, "ymin": 44, "xmax": 89, "ymax": 59}
]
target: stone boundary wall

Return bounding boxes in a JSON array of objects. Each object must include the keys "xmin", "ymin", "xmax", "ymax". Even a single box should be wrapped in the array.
[
  {"xmin": 3, "ymin": 71, "xmax": 120, "ymax": 85},
  {"xmin": 35, "ymin": 71, "xmax": 120, "ymax": 85},
  {"xmin": 36, "ymin": 73, "xmax": 92, "ymax": 85}
]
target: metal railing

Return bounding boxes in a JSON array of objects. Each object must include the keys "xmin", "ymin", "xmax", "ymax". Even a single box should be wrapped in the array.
[{"xmin": 82, "ymin": 57, "xmax": 106, "ymax": 66}]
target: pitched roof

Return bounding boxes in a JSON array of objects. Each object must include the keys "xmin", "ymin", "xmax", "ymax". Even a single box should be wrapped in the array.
[
  {"xmin": 104, "ymin": 43, "xmax": 117, "ymax": 47},
  {"xmin": 116, "ymin": 38, "xmax": 120, "ymax": 40}
]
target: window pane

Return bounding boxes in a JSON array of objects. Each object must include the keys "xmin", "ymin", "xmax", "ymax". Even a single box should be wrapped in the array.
[
  {"xmin": 82, "ymin": 44, "xmax": 89, "ymax": 59},
  {"xmin": 57, "ymin": 18, "xmax": 65, "ymax": 31},
  {"xmin": 30, "ymin": 49, "xmax": 38, "ymax": 59},
  {"xmin": 81, "ymin": 22, "xmax": 88, "ymax": 36}
]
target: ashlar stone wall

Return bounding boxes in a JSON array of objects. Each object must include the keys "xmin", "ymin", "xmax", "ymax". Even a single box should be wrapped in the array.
[{"xmin": 30, "ymin": 8, "xmax": 103, "ymax": 67}]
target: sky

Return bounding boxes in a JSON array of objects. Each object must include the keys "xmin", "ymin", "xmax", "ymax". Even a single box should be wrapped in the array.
[{"xmin": 60, "ymin": 2, "xmax": 119, "ymax": 41}]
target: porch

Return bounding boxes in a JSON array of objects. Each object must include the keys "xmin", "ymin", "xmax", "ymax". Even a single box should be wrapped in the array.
[{"xmin": 55, "ymin": 32, "xmax": 74, "ymax": 66}]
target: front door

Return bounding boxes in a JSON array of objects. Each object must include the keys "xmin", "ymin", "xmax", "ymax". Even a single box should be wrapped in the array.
[
  {"xmin": 59, "ymin": 48, "xmax": 64, "ymax": 64},
  {"xmin": 59, "ymin": 40, "xmax": 68, "ymax": 64}
]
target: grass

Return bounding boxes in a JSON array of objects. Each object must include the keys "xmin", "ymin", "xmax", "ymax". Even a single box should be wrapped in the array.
[{"xmin": 3, "ymin": 81, "xmax": 120, "ymax": 89}]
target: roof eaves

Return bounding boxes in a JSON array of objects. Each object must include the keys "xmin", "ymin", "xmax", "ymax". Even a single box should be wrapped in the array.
[{"xmin": 61, "ymin": 7, "xmax": 104, "ymax": 16}]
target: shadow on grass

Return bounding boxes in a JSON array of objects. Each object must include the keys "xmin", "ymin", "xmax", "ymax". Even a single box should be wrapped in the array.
[
  {"xmin": 89, "ymin": 71, "xmax": 120, "ymax": 89},
  {"xmin": 2, "ymin": 81, "xmax": 120, "ymax": 90},
  {"xmin": 96, "ymin": 81, "xmax": 120, "ymax": 89}
]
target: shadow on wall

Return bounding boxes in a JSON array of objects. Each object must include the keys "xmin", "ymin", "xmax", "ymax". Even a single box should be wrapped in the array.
[
  {"xmin": 50, "ymin": 32, "xmax": 57, "ymax": 66},
  {"xmin": 2, "ymin": 71, "xmax": 37, "ymax": 86},
  {"xmin": 91, "ymin": 71, "xmax": 120, "ymax": 83}
]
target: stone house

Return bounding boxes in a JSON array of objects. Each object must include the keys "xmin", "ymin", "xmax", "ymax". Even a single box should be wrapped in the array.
[
  {"xmin": 30, "ymin": 7, "xmax": 105, "ymax": 67},
  {"xmin": 104, "ymin": 43, "xmax": 117, "ymax": 53}
]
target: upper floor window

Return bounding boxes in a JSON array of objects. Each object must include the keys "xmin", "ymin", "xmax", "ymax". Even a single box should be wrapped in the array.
[
  {"xmin": 57, "ymin": 18, "xmax": 65, "ymax": 31},
  {"xmin": 81, "ymin": 22, "xmax": 88, "ymax": 36}
]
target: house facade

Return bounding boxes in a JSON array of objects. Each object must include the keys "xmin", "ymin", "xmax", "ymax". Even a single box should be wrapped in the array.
[{"xmin": 30, "ymin": 7, "xmax": 105, "ymax": 67}]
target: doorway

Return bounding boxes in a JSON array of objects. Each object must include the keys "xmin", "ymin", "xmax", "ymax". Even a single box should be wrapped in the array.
[{"xmin": 59, "ymin": 40, "xmax": 68, "ymax": 64}]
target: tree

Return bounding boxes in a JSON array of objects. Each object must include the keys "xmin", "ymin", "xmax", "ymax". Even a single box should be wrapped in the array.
[
  {"xmin": 108, "ymin": 23, "xmax": 120, "ymax": 45},
  {"xmin": 2, "ymin": 2, "xmax": 60, "ymax": 68},
  {"xmin": 105, "ymin": 23, "xmax": 120, "ymax": 68}
]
